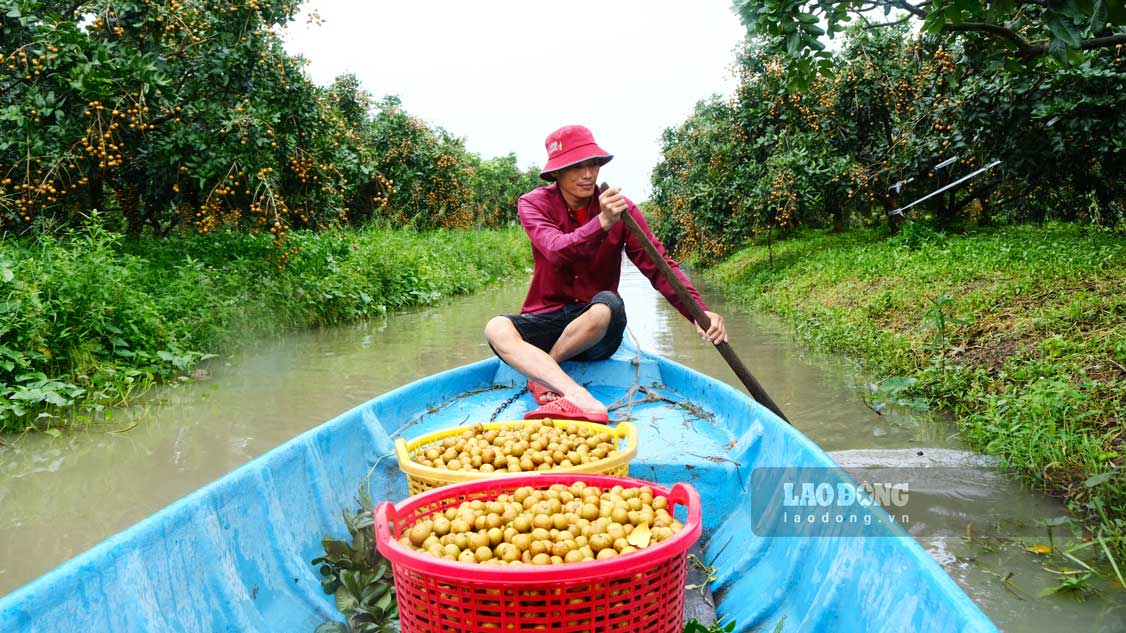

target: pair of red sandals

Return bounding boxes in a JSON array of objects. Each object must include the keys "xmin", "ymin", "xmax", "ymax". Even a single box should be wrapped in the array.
[{"xmin": 524, "ymin": 380, "xmax": 609, "ymax": 423}]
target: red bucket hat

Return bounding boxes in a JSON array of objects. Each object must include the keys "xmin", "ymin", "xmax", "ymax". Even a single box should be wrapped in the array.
[{"xmin": 539, "ymin": 125, "xmax": 613, "ymax": 181}]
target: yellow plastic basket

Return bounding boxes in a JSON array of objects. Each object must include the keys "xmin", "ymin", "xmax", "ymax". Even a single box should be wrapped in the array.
[{"xmin": 394, "ymin": 420, "xmax": 638, "ymax": 495}]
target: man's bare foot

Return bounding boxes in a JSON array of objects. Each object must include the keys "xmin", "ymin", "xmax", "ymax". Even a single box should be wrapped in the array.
[
  {"xmin": 562, "ymin": 388, "xmax": 608, "ymax": 416},
  {"xmin": 528, "ymin": 380, "xmax": 561, "ymax": 405}
]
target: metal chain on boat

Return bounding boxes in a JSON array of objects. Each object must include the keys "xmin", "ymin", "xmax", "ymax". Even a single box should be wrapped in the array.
[{"xmin": 489, "ymin": 386, "xmax": 527, "ymax": 422}]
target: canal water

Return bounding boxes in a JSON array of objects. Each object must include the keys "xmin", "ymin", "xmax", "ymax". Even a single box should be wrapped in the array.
[{"xmin": 1, "ymin": 262, "xmax": 1123, "ymax": 630}]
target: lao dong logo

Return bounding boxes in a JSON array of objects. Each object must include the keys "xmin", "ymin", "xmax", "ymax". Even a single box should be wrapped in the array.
[
  {"xmin": 751, "ymin": 467, "xmax": 913, "ymax": 537},
  {"xmin": 783, "ymin": 480, "xmax": 909, "ymax": 509}
]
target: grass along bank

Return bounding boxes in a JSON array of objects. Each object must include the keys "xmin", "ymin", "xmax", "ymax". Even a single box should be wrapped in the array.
[
  {"xmin": 0, "ymin": 219, "xmax": 531, "ymax": 432},
  {"xmin": 709, "ymin": 222, "xmax": 1125, "ymax": 560}
]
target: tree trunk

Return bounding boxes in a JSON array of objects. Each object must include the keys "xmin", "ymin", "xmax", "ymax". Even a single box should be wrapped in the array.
[
  {"xmin": 87, "ymin": 174, "xmax": 105, "ymax": 220},
  {"xmin": 876, "ymin": 192, "xmax": 902, "ymax": 235},
  {"xmin": 829, "ymin": 194, "xmax": 845, "ymax": 233},
  {"xmin": 111, "ymin": 182, "xmax": 144, "ymax": 236}
]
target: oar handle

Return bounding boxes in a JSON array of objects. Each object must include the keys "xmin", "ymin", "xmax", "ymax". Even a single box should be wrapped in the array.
[{"xmin": 599, "ymin": 183, "xmax": 790, "ymax": 423}]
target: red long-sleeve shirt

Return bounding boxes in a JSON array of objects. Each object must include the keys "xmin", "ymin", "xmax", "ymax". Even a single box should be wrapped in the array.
[{"xmin": 517, "ymin": 183, "xmax": 709, "ymax": 323}]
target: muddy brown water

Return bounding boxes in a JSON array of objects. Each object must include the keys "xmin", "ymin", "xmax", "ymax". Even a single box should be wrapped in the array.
[{"xmin": 1, "ymin": 262, "xmax": 1123, "ymax": 630}]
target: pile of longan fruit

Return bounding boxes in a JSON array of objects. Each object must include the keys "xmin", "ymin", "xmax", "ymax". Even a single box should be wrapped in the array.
[
  {"xmin": 410, "ymin": 421, "xmax": 620, "ymax": 473},
  {"xmin": 398, "ymin": 482, "xmax": 684, "ymax": 566}
]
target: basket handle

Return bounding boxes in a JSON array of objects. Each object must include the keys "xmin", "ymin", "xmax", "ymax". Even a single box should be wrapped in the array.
[
  {"xmin": 618, "ymin": 421, "xmax": 638, "ymax": 447},
  {"xmin": 393, "ymin": 438, "xmax": 409, "ymax": 461},
  {"xmin": 668, "ymin": 482, "xmax": 702, "ymax": 530},
  {"xmin": 373, "ymin": 500, "xmax": 397, "ymax": 544}
]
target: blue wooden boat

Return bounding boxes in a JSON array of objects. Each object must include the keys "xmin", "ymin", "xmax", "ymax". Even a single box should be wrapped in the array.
[{"xmin": 0, "ymin": 346, "xmax": 998, "ymax": 632}]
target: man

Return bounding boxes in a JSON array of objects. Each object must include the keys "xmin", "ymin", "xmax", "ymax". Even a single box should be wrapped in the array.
[{"xmin": 484, "ymin": 125, "xmax": 727, "ymax": 421}]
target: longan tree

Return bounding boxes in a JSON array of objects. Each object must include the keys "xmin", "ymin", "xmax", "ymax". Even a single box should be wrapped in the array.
[
  {"xmin": 2, "ymin": 1, "xmax": 540, "ymax": 238},
  {"xmin": 733, "ymin": 0, "xmax": 1126, "ymax": 83}
]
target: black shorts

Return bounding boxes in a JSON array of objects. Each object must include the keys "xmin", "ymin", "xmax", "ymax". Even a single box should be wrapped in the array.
[{"xmin": 498, "ymin": 291, "xmax": 627, "ymax": 362}]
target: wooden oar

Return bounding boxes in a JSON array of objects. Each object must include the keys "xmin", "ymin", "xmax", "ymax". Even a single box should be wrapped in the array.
[{"xmin": 599, "ymin": 183, "xmax": 791, "ymax": 423}]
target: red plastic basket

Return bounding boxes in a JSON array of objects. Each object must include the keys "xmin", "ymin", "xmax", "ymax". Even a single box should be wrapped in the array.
[{"xmin": 374, "ymin": 473, "xmax": 702, "ymax": 633}]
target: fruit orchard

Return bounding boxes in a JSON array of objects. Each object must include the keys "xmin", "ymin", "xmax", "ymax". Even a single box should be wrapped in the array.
[
  {"xmin": 652, "ymin": 4, "xmax": 1126, "ymax": 262},
  {"xmin": 0, "ymin": 0, "xmax": 539, "ymax": 240},
  {"xmin": 1, "ymin": 0, "xmax": 543, "ymax": 428}
]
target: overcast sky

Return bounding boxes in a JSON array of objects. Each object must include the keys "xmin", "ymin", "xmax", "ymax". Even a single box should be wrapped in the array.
[{"xmin": 281, "ymin": 1, "xmax": 747, "ymax": 201}]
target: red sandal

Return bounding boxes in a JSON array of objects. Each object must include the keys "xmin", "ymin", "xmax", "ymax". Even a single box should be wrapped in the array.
[
  {"xmin": 523, "ymin": 397, "xmax": 609, "ymax": 423},
  {"xmin": 527, "ymin": 380, "xmax": 562, "ymax": 406}
]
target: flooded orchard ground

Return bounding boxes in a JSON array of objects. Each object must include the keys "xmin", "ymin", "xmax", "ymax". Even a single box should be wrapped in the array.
[{"xmin": 1, "ymin": 262, "xmax": 1123, "ymax": 630}]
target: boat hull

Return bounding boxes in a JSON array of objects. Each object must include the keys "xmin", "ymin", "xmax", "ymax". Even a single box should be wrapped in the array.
[{"xmin": 0, "ymin": 348, "xmax": 998, "ymax": 632}]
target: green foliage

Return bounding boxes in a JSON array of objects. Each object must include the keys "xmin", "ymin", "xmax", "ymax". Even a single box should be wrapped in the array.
[
  {"xmin": 651, "ymin": 96, "xmax": 756, "ymax": 262},
  {"xmin": 889, "ymin": 221, "xmax": 946, "ymax": 251},
  {"xmin": 1039, "ymin": 570, "xmax": 1096, "ymax": 600},
  {"xmin": 1, "ymin": 3, "xmax": 538, "ymax": 238},
  {"xmin": 732, "ymin": 0, "xmax": 1126, "ymax": 86},
  {"xmin": 311, "ymin": 506, "xmax": 399, "ymax": 633},
  {"xmin": 1028, "ymin": 516, "xmax": 1125, "ymax": 602},
  {"xmin": 0, "ymin": 221, "xmax": 530, "ymax": 431},
  {"xmin": 464, "ymin": 152, "xmax": 542, "ymax": 227},
  {"xmin": 863, "ymin": 376, "xmax": 926, "ymax": 414},
  {"xmin": 0, "ymin": 212, "xmax": 189, "ymax": 424},
  {"xmin": 710, "ymin": 222, "xmax": 1126, "ymax": 560},
  {"xmin": 683, "ymin": 618, "xmax": 736, "ymax": 633},
  {"xmin": 652, "ymin": 22, "xmax": 1126, "ymax": 258},
  {"xmin": 921, "ymin": 292, "xmax": 971, "ymax": 350},
  {"xmin": 653, "ymin": 27, "xmax": 944, "ymax": 259},
  {"xmin": 951, "ymin": 55, "xmax": 1126, "ymax": 224},
  {"xmin": 658, "ymin": 4, "xmax": 1126, "ymax": 254},
  {"xmin": 351, "ymin": 96, "xmax": 539, "ymax": 230}
]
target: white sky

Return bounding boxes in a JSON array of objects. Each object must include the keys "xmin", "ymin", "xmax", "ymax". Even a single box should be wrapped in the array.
[{"xmin": 281, "ymin": 1, "xmax": 746, "ymax": 202}]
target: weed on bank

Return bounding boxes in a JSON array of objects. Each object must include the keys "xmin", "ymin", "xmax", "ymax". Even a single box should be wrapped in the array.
[
  {"xmin": 711, "ymin": 222, "xmax": 1125, "ymax": 557},
  {"xmin": 0, "ymin": 221, "xmax": 530, "ymax": 432}
]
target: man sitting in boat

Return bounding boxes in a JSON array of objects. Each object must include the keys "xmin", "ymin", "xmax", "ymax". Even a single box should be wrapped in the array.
[{"xmin": 484, "ymin": 124, "xmax": 727, "ymax": 422}]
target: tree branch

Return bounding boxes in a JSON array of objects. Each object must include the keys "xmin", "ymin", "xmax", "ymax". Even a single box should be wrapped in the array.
[
  {"xmin": 853, "ymin": 1, "xmax": 883, "ymax": 13},
  {"xmin": 944, "ymin": 22, "xmax": 1038, "ymax": 57},
  {"xmin": 945, "ymin": 22, "xmax": 1126, "ymax": 60},
  {"xmin": 861, "ymin": 14, "xmax": 914, "ymax": 29},
  {"xmin": 0, "ymin": 77, "xmax": 29, "ymax": 97},
  {"xmin": 890, "ymin": 0, "xmax": 929, "ymax": 20},
  {"xmin": 846, "ymin": 0, "xmax": 927, "ymax": 28},
  {"xmin": 1072, "ymin": 32, "xmax": 1126, "ymax": 52}
]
